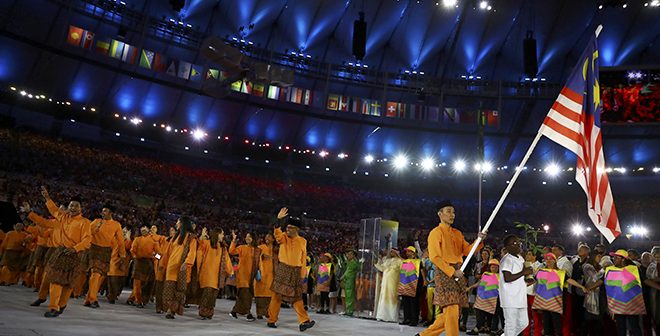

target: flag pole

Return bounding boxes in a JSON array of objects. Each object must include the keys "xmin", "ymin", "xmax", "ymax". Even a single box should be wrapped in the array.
[
  {"xmin": 460, "ymin": 24, "xmax": 604, "ymax": 271},
  {"xmin": 460, "ymin": 131, "xmax": 544, "ymax": 272}
]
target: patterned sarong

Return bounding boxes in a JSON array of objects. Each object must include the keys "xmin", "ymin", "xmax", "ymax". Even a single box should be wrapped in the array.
[
  {"xmin": 271, "ymin": 263, "xmax": 304, "ymax": 303},
  {"xmin": 32, "ymin": 245, "xmax": 49, "ymax": 268},
  {"xmin": 0, "ymin": 250, "xmax": 24, "ymax": 272},
  {"xmin": 199, "ymin": 287, "xmax": 219, "ymax": 317},
  {"xmin": 133, "ymin": 258, "xmax": 155, "ymax": 282},
  {"xmin": 433, "ymin": 268, "xmax": 468, "ymax": 308},
  {"xmin": 46, "ymin": 247, "xmax": 81, "ymax": 287},
  {"xmin": 88, "ymin": 244, "xmax": 113, "ymax": 276}
]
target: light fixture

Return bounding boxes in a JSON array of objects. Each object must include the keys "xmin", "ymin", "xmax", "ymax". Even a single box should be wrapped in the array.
[
  {"xmin": 545, "ymin": 163, "xmax": 561, "ymax": 177},
  {"xmin": 572, "ymin": 224, "xmax": 585, "ymax": 236},
  {"xmin": 543, "ymin": 224, "xmax": 550, "ymax": 232},
  {"xmin": 630, "ymin": 225, "xmax": 648, "ymax": 237},
  {"xmin": 338, "ymin": 153, "xmax": 347, "ymax": 159},
  {"xmin": 130, "ymin": 117, "xmax": 142, "ymax": 125},
  {"xmin": 319, "ymin": 150, "xmax": 329, "ymax": 158},
  {"xmin": 192, "ymin": 128, "xmax": 206, "ymax": 140},
  {"xmin": 364, "ymin": 154, "xmax": 374, "ymax": 164},
  {"xmin": 479, "ymin": 1, "xmax": 488, "ymax": 9},
  {"xmin": 393, "ymin": 155, "xmax": 408, "ymax": 170},
  {"xmin": 165, "ymin": 126, "xmax": 172, "ymax": 132},
  {"xmin": 421, "ymin": 157, "xmax": 435, "ymax": 171},
  {"xmin": 453, "ymin": 159, "xmax": 466, "ymax": 172},
  {"xmin": 442, "ymin": 0, "xmax": 457, "ymax": 7}
]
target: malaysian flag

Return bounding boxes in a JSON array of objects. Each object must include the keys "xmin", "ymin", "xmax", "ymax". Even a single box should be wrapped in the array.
[{"xmin": 539, "ymin": 35, "xmax": 620, "ymax": 242}]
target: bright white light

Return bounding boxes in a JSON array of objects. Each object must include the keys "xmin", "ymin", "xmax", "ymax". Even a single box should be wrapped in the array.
[
  {"xmin": 165, "ymin": 126, "xmax": 172, "ymax": 132},
  {"xmin": 325, "ymin": 167, "xmax": 330, "ymax": 172},
  {"xmin": 474, "ymin": 161, "xmax": 493, "ymax": 173},
  {"xmin": 572, "ymin": 224, "xmax": 585, "ymax": 236},
  {"xmin": 305, "ymin": 165, "xmax": 310, "ymax": 169},
  {"xmin": 421, "ymin": 157, "xmax": 435, "ymax": 171},
  {"xmin": 27, "ymin": 94, "xmax": 33, "ymax": 98},
  {"xmin": 393, "ymin": 155, "xmax": 408, "ymax": 170},
  {"xmin": 630, "ymin": 225, "xmax": 648, "ymax": 237},
  {"xmin": 605, "ymin": 167, "xmax": 613, "ymax": 173},
  {"xmin": 19, "ymin": 90, "xmax": 27, "ymax": 96},
  {"xmin": 545, "ymin": 163, "xmax": 561, "ymax": 177},
  {"xmin": 70, "ymin": 119, "xmax": 75, "ymax": 123},
  {"xmin": 115, "ymin": 132, "xmax": 120, "ymax": 137},
  {"xmin": 338, "ymin": 153, "xmax": 347, "ymax": 159},
  {"xmin": 245, "ymin": 157, "xmax": 249, "ymax": 161},
  {"xmin": 653, "ymin": 167, "xmax": 660, "ymax": 173},
  {"xmin": 192, "ymin": 128, "xmax": 206, "ymax": 140},
  {"xmin": 453, "ymin": 160, "xmax": 466, "ymax": 172},
  {"xmin": 130, "ymin": 117, "xmax": 142, "ymax": 125},
  {"xmin": 140, "ymin": 138, "xmax": 145, "ymax": 142},
  {"xmin": 9, "ymin": 86, "xmax": 16, "ymax": 91},
  {"xmin": 479, "ymin": 1, "xmax": 488, "ymax": 9},
  {"xmin": 319, "ymin": 150, "xmax": 329, "ymax": 158},
  {"xmin": 622, "ymin": 3, "xmax": 627, "ymax": 8},
  {"xmin": 442, "ymin": 0, "xmax": 457, "ymax": 7},
  {"xmin": 364, "ymin": 155, "xmax": 374, "ymax": 164},
  {"xmin": 652, "ymin": 0, "xmax": 660, "ymax": 7},
  {"xmin": 543, "ymin": 224, "xmax": 550, "ymax": 232}
]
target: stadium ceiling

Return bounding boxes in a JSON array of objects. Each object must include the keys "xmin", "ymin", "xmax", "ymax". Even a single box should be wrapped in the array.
[{"xmin": 0, "ymin": 0, "xmax": 658, "ymax": 168}]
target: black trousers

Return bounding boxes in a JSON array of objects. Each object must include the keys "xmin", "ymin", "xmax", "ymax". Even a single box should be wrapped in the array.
[
  {"xmin": 402, "ymin": 295, "xmax": 420, "ymax": 323},
  {"xmin": 615, "ymin": 315, "xmax": 642, "ymax": 336},
  {"xmin": 542, "ymin": 311, "xmax": 562, "ymax": 336},
  {"xmin": 319, "ymin": 291, "xmax": 329, "ymax": 309}
]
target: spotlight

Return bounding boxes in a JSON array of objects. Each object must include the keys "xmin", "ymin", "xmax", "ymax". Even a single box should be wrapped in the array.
[
  {"xmin": 192, "ymin": 128, "xmax": 206, "ymax": 140},
  {"xmin": 319, "ymin": 150, "xmax": 329, "ymax": 158},
  {"xmin": 9, "ymin": 86, "xmax": 16, "ymax": 91},
  {"xmin": 165, "ymin": 126, "xmax": 172, "ymax": 132},
  {"xmin": 572, "ymin": 224, "xmax": 585, "ymax": 236},
  {"xmin": 545, "ymin": 163, "xmax": 561, "ymax": 177},
  {"xmin": 442, "ymin": 0, "xmax": 457, "ymax": 7},
  {"xmin": 630, "ymin": 225, "xmax": 648, "ymax": 237},
  {"xmin": 421, "ymin": 157, "xmax": 435, "ymax": 171},
  {"xmin": 364, "ymin": 155, "xmax": 374, "ymax": 164},
  {"xmin": 393, "ymin": 155, "xmax": 408, "ymax": 170},
  {"xmin": 479, "ymin": 1, "xmax": 488, "ymax": 9},
  {"xmin": 543, "ymin": 224, "xmax": 550, "ymax": 232},
  {"xmin": 338, "ymin": 153, "xmax": 348, "ymax": 159},
  {"xmin": 130, "ymin": 117, "xmax": 142, "ymax": 125},
  {"xmin": 453, "ymin": 160, "xmax": 466, "ymax": 172},
  {"xmin": 19, "ymin": 90, "xmax": 26, "ymax": 96}
]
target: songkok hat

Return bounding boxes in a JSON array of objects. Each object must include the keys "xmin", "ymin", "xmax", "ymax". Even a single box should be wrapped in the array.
[{"xmin": 436, "ymin": 200, "xmax": 454, "ymax": 212}]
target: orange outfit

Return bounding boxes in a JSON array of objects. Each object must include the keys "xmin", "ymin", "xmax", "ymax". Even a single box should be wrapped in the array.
[
  {"xmin": 229, "ymin": 241, "xmax": 260, "ymax": 288},
  {"xmin": 0, "ymin": 229, "xmax": 28, "ymax": 284},
  {"xmin": 29, "ymin": 199, "xmax": 92, "ymax": 312},
  {"xmin": 254, "ymin": 244, "xmax": 275, "ymax": 298},
  {"xmin": 196, "ymin": 240, "xmax": 233, "ymax": 289},
  {"xmin": 267, "ymin": 227, "xmax": 311, "ymax": 325},
  {"xmin": 165, "ymin": 234, "xmax": 197, "ymax": 282},
  {"xmin": 420, "ymin": 222, "xmax": 482, "ymax": 336},
  {"xmin": 85, "ymin": 218, "xmax": 125, "ymax": 304},
  {"xmin": 131, "ymin": 235, "xmax": 159, "ymax": 259}
]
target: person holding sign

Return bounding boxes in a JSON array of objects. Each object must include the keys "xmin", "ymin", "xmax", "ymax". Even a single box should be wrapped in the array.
[
  {"xmin": 467, "ymin": 258, "xmax": 501, "ymax": 335},
  {"xmin": 532, "ymin": 253, "xmax": 586, "ymax": 336},
  {"xmin": 603, "ymin": 250, "xmax": 645, "ymax": 336}
]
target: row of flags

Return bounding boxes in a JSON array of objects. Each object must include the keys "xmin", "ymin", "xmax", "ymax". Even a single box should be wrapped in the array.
[{"xmin": 326, "ymin": 93, "xmax": 501, "ymax": 125}]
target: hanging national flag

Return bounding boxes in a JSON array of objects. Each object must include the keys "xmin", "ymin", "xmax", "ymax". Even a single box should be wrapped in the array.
[
  {"xmin": 242, "ymin": 80, "xmax": 253, "ymax": 94},
  {"xmin": 153, "ymin": 53, "xmax": 168, "ymax": 72},
  {"xmin": 190, "ymin": 65, "xmax": 203, "ymax": 82},
  {"xmin": 303, "ymin": 89, "xmax": 313, "ymax": 105},
  {"xmin": 443, "ymin": 107, "xmax": 459, "ymax": 123},
  {"xmin": 267, "ymin": 85, "xmax": 280, "ymax": 100},
  {"xmin": 109, "ymin": 40, "xmax": 125, "ymax": 59},
  {"xmin": 397, "ymin": 103, "xmax": 407, "ymax": 118},
  {"xmin": 206, "ymin": 68, "xmax": 219, "ymax": 80},
  {"xmin": 177, "ymin": 61, "xmax": 192, "ymax": 79},
  {"xmin": 121, "ymin": 44, "xmax": 138, "ymax": 64},
  {"xmin": 327, "ymin": 94, "xmax": 339, "ymax": 110},
  {"xmin": 428, "ymin": 106, "xmax": 440, "ymax": 122},
  {"xmin": 288, "ymin": 87, "xmax": 302, "ymax": 103},
  {"xmin": 95, "ymin": 39, "xmax": 111, "ymax": 55},
  {"xmin": 386, "ymin": 102, "xmax": 397, "ymax": 117},
  {"xmin": 253, "ymin": 83, "xmax": 265, "ymax": 97},
  {"xmin": 67, "ymin": 26, "xmax": 84, "ymax": 46},
  {"xmin": 338, "ymin": 96, "xmax": 349, "ymax": 112},
  {"xmin": 361, "ymin": 99, "xmax": 371, "ymax": 115},
  {"xmin": 166, "ymin": 59, "xmax": 177, "ymax": 76},
  {"xmin": 487, "ymin": 110, "xmax": 500, "ymax": 127},
  {"xmin": 371, "ymin": 101, "xmax": 381, "ymax": 116},
  {"xmin": 139, "ymin": 49, "xmax": 155, "ymax": 69},
  {"xmin": 349, "ymin": 97, "xmax": 361, "ymax": 113},
  {"xmin": 81, "ymin": 30, "xmax": 95, "ymax": 49},
  {"xmin": 538, "ymin": 34, "xmax": 620, "ymax": 242},
  {"xmin": 230, "ymin": 80, "xmax": 243, "ymax": 91}
]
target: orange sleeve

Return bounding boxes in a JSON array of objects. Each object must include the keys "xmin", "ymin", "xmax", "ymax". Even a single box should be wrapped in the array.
[
  {"xmin": 274, "ymin": 227, "xmax": 288, "ymax": 244},
  {"xmin": 224, "ymin": 248, "xmax": 234, "ymax": 275},
  {"xmin": 115, "ymin": 223, "xmax": 126, "ymax": 258},
  {"xmin": 229, "ymin": 240, "xmax": 238, "ymax": 255},
  {"xmin": 45, "ymin": 199, "xmax": 63, "ymax": 220},
  {"xmin": 28, "ymin": 212, "xmax": 55, "ymax": 228},
  {"xmin": 130, "ymin": 238, "xmax": 138, "ymax": 257},
  {"xmin": 184, "ymin": 238, "xmax": 197, "ymax": 266}
]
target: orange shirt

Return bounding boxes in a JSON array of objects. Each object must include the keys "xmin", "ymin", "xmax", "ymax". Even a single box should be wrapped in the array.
[
  {"xmin": 165, "ymin": 234, "xmax": 197, "ymax": 282},
  {"xmin": 196, "ymin": 240, "xmax": 233, "ymax": 289},
  {"xmin": 273, "ymin": 228, "xmax": 307, "ymax": 278},
  {"xmin": 90, "ymin": 218, "xmax": 124, "ymax": 253},
  {"xmin": 428, "ymin": 223, "xmax": 483, "ymax": 277},
  {"xmin": 131, "ymin": 235, "xmax": 159, "ymax": 259},
  {"xmin": 254, "ymin": 244, "xmax": 275, "ymax": 297},
  {"xmin": 108, "ymin": 239, "xmax": 131, "ymax": 277},
  {"xmin": 28, "ymin": 199, "xmax": 91, "ymax": 252},
  {"xmin": 36, "ymin": 227, "xmax": 51, "ymax": 247},
  {"xmin": 155, "ymin": 240, "xmax": 171, "ymax": 281},
  {"xmin": 0, "ymin": 230, "xmax": 27, "ymax": 254},
  {"xmin": 229, "ymin": 241, "xmax": 260, "ymax": 288}
]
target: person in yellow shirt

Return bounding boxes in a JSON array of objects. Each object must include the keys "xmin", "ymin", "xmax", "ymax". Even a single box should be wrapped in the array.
[
  {"xmin": 0, "ymin": 222, "xmax": 28, "ymax": 285},
  {"xmin": 196, "ymin": 228, "xmax": 233, "ymax": 319},
  {"xmin": 163, "ymin": 216, "xmax": 197, "ymax": 319},
  {"xmin": 254, "ymin": 232, "xmax": 276, "ymax": 319},
  {"xmin": 131, "ymin": 226, "xmax": 159, "ymax": 308},
  {"xmin": 106, "ymin": 227, "xmax": 131, "ymax": 304},
  {"xmin": 267, "ymin": 207, "xmax": 315, "ymax": 332},
  {"xmin": 24, "ymin": 186, "xmax": 92, "ymax": 318},
  {"xmin": 22, "ymin": 223, "xmax": 40, "ymax": 287},
  {"xmin": 28, "ymin": 209, "xmax": 63, "ymax": 308},
  {"xmin": 83, "ymin": 204, "xmax": 124, "ymax": 308},
  {"xmin": 154, "ymin": 226, "xmax": 176, "ymax": 313},
  {"xmin": 228, "ymin": 230, "xmax": 261, "ymax": 321},
  {"xmin": 418, "ymin": 200, "xmax": 486, "ymax": 336}
]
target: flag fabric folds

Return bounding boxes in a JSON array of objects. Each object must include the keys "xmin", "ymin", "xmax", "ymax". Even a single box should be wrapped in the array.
[
  {"xmin": 532, "ymin": 269, "xmax": 566, "ymax": 314},
  {"xmin": 139, "ymin": 49, "xmax": 155, "ymax": 69},
  {"xmin": 538, "ymin": 35, "xmax": 620, "ymax": 242},
  {"xmin": 474, "ymin": 272, "xmax": 499, "ymax": 315},
  {"xmin": 604, "ymin": 266, "xmax": 646, "ymax": 315}
]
